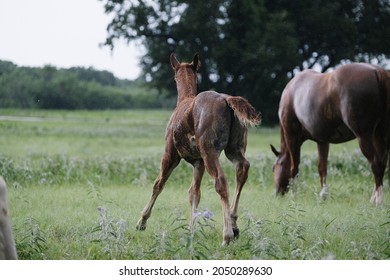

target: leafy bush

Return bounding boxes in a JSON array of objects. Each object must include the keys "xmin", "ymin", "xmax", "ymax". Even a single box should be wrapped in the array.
[{"xmin": 0, "ymin": 60, "xmax": 171, "ymax": 110}]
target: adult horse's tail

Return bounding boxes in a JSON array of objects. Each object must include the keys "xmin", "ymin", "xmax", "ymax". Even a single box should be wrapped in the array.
[
  {"xmin": 225, "ymin": 96, "xmax": 261, "ymax": 127},
  {"xmin": 376, "ymin": 67, "xmax": 390, "ymax": 186}
]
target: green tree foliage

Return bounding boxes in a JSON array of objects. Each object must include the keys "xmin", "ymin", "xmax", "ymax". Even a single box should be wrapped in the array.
[
  {"xmin": 100, "ymin": 0, "xmax": 390, "ymax": 124},
  {"xmin": 0, "ymin": 61, "xmax": 167, "ymax": 110}
]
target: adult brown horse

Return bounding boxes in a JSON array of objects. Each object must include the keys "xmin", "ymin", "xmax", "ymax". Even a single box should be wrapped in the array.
[
  {"xmin": 136, "ymin": 54, "xmax": 261, "ymax": 245},
  {"xmin": 271, "ymin": 63, "xmax": 390, "ymax": 205}
]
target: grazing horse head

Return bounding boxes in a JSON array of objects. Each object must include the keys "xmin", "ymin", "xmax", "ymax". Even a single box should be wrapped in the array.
[
  {"xmin": 270, "ymin": 143, "xmax": 290, "ymax": 195},
  {"xmin": 271, "ymin": 63, "xmax": 390, "ymax": 205},
  {"xmin": 136, "ymin": 53, "xmax": 261, "ymax": 245}
]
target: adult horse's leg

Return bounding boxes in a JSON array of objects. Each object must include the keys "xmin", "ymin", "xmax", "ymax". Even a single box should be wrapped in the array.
[
  {"xmin": 188, "ymin": 160, "xmax": 205, "ymax": 227},
  {"xmin": 136, "ymin": 142, "xmax": 181, "ymax": 230},
  {"xmin": 371, "ymin": 130, "xmax": 387, "ymax": 206},
  {"xmin": 317, "ymin": 142, "xmax": 330, "ymax": 199},
  {"xmin": 356, "ymin": 133, "xmax": 386, "ymax": 206},
  {"xmin": 283, "ymin": 124, "xmax": 302, "ymax": 193},
  {"xmin": 202, "ymin": 151, "xmax": 233, "ymax": 245}
]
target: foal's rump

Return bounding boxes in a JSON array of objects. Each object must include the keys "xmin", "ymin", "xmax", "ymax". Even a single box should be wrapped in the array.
[
  {"xmin": 192, "ymin": 91, "xmax": 260, "ymax": 153},
  {"xmin": 193, "ymin": 90, "xmax": 260, "ymax": 128},
  {"xmin": 192, "ymin": 91, "xmax": 233, "ymax": 152}
]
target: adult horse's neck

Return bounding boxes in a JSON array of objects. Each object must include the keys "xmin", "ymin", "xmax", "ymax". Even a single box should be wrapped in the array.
[
  {"xmin": 271, "ymin": 128, "xmax": 290, "ymax": 160},
  {"xmin": 175, "ymin": 67, "xmax": 198, "ymax": 104}
]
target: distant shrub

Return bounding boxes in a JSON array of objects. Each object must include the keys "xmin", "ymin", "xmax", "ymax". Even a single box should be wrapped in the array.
[{"xmin": 0, "ymin": 60, "xmax": 173, "ymax": 110}]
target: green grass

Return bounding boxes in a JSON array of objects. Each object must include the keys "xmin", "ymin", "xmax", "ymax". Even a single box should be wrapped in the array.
[
  {"xmin": 0, "ymin": 109, "xmax": 389, "ymax": 259},
  {"xmin": 0, "ymin": 109, "xmax": 170, "ymax": 158}
]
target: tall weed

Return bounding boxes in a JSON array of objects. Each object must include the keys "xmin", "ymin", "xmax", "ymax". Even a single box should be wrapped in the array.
[{"xmin": 15, "ymin": 217, "xmax": 47, "ymax": 260}]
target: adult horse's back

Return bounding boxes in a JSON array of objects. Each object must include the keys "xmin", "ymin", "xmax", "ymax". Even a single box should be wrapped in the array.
[{"xmin": 271, "ymin": 63, "xmax": 390, "ymax": 205}]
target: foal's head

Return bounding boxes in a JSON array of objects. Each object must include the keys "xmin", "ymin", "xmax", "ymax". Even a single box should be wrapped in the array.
[{"xmin": 170, "ymin": 53, "xmax": 201, "ymax": 102}]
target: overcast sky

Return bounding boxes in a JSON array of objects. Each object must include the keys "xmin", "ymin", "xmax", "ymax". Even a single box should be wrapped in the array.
[{"xmin": 0, "ymin": 0, "xmax": 143, "ymax": 80}]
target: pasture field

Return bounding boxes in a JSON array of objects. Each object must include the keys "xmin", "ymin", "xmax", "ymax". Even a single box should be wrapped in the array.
[{"xmin": 0, "ymin": 109, "xmax": 389, "ymax": 260}]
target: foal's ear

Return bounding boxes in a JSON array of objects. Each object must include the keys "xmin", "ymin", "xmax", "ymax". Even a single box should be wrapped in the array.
[
  {"xmin": 170, "ymin": 53, "xmax": 180, "ymax": 69},
  {"xmin": 191, "ymin": 53, "xmax": 201, "ymax": 71},
  {"xmin": 270, "ymin": 144, "xmax": 280, "ymax": 156}
]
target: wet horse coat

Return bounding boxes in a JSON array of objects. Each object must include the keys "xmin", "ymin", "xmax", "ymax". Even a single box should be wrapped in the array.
[
  {"xmin": 271, "ymin": 63, "xmax": 390, "ymax": 205},
  {"xmin": 136, "ymin": 54, "xmax": 261, "ymax": 245}
]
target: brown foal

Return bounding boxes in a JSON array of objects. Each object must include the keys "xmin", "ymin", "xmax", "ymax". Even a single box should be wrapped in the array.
[{"xmin": 136, "ymin": 54, "xmax": 261, "ymax": 245}]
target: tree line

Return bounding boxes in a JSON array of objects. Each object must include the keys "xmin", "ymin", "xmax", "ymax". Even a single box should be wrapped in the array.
[
  {"xmin": 0, "ymin": 60, "xmax": 172, "ymax": 110},
  {"xmin": 100, "ymin": 0, "xmax": 390, "ymax": 124}
]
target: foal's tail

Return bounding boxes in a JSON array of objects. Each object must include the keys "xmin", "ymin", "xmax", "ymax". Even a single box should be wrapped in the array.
[{"xmin": 225, "ymin": 96, "xmax": 261, "ymax": 127}]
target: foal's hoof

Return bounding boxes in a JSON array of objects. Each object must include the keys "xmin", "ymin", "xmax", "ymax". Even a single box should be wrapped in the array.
[
  {"xmin": 233, "ymin": 227, "xmax": 240, "ymax": 239},
  {"xmin": 222, "ymin": 228, "xmax": 239, "ymax": 246},
  {"xmin": 222, "ymin": 237, "xmax": 233, "ymax": 246},
  {"xmin": 222, "ymin": 231, "xmax": 235, "ymax": 246},
  {"xmin": 136, "ymin": 220, "xmax": 147, "ymax": 231},
  {"xmin": 136, "ymin": 225, "xmax": 146, "ymax": 231}
]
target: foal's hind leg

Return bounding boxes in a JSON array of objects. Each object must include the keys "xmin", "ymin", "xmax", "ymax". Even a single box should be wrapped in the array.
[
  {"xmin": 225, "ymin": 149, "xmax": 250, "ymax": 239},
  {"xmin": 202, "ymin": 151, "xmax": 233, "ymax": 245},
  {"xmin": 136, "ymin": 142, "xmax": 181, "ymax": 230},
  {"xmin": 188, "ymin": 160, "xmax": 205, "ymax": 227}
]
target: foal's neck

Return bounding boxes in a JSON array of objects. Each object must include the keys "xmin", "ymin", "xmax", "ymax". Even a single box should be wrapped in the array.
[{"xmin": 175, "ymin": 70, "xmax": 197, "ymax": 104}]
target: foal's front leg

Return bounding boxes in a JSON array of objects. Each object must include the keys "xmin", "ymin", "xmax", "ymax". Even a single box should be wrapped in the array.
[{"xmin": 136, "ymin": 141, "xmax": 180, "ymax": 231}]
